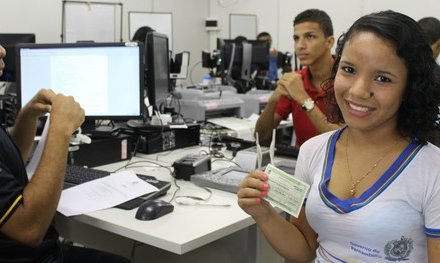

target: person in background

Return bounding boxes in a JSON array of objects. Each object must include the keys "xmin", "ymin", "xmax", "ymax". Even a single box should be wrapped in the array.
[
  {"xmin": 255, "ymin": 9, "xmax": 341, "ymax": 149},
  {"xmin": 418, "ymin": 17, "xmax": 440, "ymax": 146},
  {"xmin": 257, "ymin": 31, "xmax": 279, "ymax": 81},
  {"xmin": 418, "ymin": 16, "xmax": 440, "ymax": 59},
  {"xmin": 131, "ymin": 26, "xmax": 155, "ymax": 44},
  {"xmin": 0, "ymin": 45, "xmax": 130, "ymax": 262},
  {"xmin": 238, "ymin": 10, "xmax": 440, "ymax": 262}
]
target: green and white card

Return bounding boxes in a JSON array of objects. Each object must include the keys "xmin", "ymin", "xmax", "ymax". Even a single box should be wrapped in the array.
[{"xmin": 264, "ymin": 164, "xmax": 310, "ymax": 218}]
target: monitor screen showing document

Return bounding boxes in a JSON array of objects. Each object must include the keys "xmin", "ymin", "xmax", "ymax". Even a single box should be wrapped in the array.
[{"xmin": 16, "ymin": 42, "xmax": 144, "ymax": 120}]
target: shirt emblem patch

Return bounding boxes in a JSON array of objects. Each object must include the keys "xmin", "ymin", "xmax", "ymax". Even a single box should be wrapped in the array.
[{"xmin": 384, "ymin": 236, "xmax": 413, "ymax": 261}]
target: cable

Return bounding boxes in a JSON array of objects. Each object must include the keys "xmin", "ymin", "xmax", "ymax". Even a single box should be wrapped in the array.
[{"xmin": 189, "ymin": 61, "xmax": 202, "ymax": 85}]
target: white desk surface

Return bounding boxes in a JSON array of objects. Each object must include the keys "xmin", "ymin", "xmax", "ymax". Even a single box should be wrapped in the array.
[{"xmin": 54, "ymin": 146, "xmax": 257, "ymax": 255}]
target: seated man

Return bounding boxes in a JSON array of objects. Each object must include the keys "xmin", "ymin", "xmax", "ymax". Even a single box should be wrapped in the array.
[
  {"xmin": 255, "ymin": 9, "xmax": 342, "ymax": 148},
  {"xmin": 0, "ymin": 45, "xmax": 129, "ymax": 262},
  {"xmin": 256, "ymin": 31, "xmax": 279, "ymax": 81},
  {"xmin": 418, "ymin": 17, "xmax": 440, "ymax": 59}
]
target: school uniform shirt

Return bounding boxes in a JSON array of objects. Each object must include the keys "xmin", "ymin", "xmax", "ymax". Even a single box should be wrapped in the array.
[
  {"xmin": 0, "ymin": 127, "xmax": 59, "ymax": 262},
  {"xmin": 274, "ymin": 67, "xmax": 329, "ymax": 148},
  {"xmin": 295, "ymin": 129, "xmax": 440, "ymax": 262}
]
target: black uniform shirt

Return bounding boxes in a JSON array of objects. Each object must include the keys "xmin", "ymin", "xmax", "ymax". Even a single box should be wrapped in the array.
[{"xmin": 0, "ymin": 127, "xmax": 59, "ymax": 262}]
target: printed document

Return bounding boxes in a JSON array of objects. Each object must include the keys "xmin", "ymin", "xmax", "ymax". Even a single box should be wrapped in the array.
[{"xmin": 57, "ymin": 171, "xmax": 158, "ymax": 216}]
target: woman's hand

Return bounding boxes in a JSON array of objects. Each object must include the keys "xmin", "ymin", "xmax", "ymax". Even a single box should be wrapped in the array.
[{"xmin": 237, "ymin": 170, "xmax": 272, "ymax": 220}]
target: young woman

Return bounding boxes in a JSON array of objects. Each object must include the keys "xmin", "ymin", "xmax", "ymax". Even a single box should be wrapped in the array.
[{"xmin": 238, "ymin": 10, "xmax": 440, "ymax": 262}]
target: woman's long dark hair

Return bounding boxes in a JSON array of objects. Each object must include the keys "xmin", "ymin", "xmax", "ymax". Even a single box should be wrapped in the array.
[{"xmin": 323, "ymin": 10, "xmax": 440, "ymax": 144}]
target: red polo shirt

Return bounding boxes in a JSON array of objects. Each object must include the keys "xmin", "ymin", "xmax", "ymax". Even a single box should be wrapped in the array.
[{"xmin": 275, "ymin": 67, "xmax": 328, "ymax": 148}]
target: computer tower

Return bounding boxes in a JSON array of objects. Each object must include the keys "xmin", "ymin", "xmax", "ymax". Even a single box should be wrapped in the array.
[
  {"xmin": 135, "ymin": 123, "xmax": 200, "ymax": 154},
  {"xmin": 67, "ymin": 134, "xmax": 133, "ymax": 167}
]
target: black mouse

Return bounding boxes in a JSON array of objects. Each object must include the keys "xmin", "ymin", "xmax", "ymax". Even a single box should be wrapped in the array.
[{"xmin": 135, "ymin": 200, "xmax": 174, "ymax": 220}]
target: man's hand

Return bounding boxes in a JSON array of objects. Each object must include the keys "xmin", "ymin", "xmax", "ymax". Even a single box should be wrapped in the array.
[
  {"xmin": 23, "ymin": 89, "xmax": 56, "ymax": 119},
  {"xmin": 50, "ymin": 93, "xmax": 85, "ymax": 136},
  {"xmin": 275, "ymin": 72, "xmax": 310, "ymax": 103}
]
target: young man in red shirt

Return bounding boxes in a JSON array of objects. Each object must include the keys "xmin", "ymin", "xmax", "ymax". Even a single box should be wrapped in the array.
[{"xmin": 255, "ymin": 9, "xmax": 342, "ymax": 148}]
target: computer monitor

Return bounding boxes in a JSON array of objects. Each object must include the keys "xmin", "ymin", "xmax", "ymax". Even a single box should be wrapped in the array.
[
  {"xmin": 217, "ymin": 38, "xmax": 270, "ymax": 80},
  {"xmin": 0, "ymin": 33, "xmax": 36, "ymax": 81},
  {"xmin": 16, "ymin": 42, "xmax": 144, "ymax": 128},
  {"xmin": 247, "ymin": 40, "xmax": 270, "ymax": 70},
  {"xmin": 170, "ymin": 51, "xmax": 190, "ymax": 79},
  {"xmin": 144, "ymin": 32, "xmax": 171, "ymax": 112}
]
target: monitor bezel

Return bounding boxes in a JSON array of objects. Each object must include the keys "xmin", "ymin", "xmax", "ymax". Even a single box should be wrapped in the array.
[
  {"xmin": 217, "ymin": 38, "xmax": 270, "ymax": 71},
  {"xmin": 15, "ymin": 42, "xmax": 145, "ymax": 121},
  {"xmin": 145, "ymin": 32, "xmax": 171, "ymax": 111}
]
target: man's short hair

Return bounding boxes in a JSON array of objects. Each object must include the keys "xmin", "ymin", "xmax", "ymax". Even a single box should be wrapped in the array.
[
  {"xmin": 293, "ymin": 9, "xmax": 333, "ymax": 37},
  {"xmin": 257, "ymin": 31, "xmax": 271, "ymax": 40},
  {"xmin": 418, "ymin": 17, "xmax": 440, "ymax": 45}
]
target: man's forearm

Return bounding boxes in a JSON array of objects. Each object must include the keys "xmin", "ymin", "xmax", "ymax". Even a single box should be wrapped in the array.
[
  {"xmin": 305, "ymin": 105, "xmax": 342, "ymax": 133},
  {"xmin": 255, "ymin": 99, "xmax": 279, "ymax": 142}
]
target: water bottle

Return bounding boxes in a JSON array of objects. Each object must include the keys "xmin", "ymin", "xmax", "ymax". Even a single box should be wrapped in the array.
[{"xmin": 202, "ymin": 74, "xmax": 212, "ymax": 86}]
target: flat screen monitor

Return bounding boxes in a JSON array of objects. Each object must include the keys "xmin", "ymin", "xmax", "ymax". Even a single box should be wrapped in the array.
[
  {"xmin": 16, "ymin": 42, "xmax": 144, "ymax": 122},
  {"xmin": 0, "ymin": 33, "xmax": 36, "ymax": 81},
  {"xmin": 145, "ymin": 32, "xmax": 171, "ymax": 111},
  {"xmin": 170, "ymin": 51, "xmax": 190, "ymax": 79},
  {"xmin": 216, "ymin": 38, "xmax": 270, "ymax": 80}
]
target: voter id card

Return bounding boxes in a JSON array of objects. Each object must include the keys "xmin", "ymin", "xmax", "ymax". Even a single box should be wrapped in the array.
[{"xmin": 264, "ymin": 164, "xmax": 310, "ymax": 218}]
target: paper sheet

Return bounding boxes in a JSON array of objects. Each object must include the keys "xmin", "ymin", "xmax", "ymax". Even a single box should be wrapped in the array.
[
  {"xmin": 207, "ymin": 117, "xmax": 255, "ymax": 140},
  {"xmin": 26, "ymin": 116, "xmax": 51, "ymax": 180},
  {"xmin": 57, "ymin": 171, "xmax": 158, "ymax": 217}
]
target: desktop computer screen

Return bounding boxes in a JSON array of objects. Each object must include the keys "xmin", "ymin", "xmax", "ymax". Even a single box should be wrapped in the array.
[
  {"xmin": 0, "ymin": 33, "xmax": 36, "ymax": 82},
  {"xmin": 16, "ymin": 42, "xmax": 144, "ymax": 122},
  {"xmin": 170, "ymin": 51, "xmax": 190, "ymax": 80},
  {"xmin": 145, "ymin": 32, "xmax": 171, "ymax": 112},
  {"xmin": 217, "ymin": 38, "xmax": 270, "ymax": 79}
]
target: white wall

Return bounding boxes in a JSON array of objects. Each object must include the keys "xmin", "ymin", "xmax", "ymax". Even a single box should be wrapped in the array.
[
  {"xmin": 1, "ymin": 0, "xmax": 439, "ymax": 83},
  {"xmin": 210, "ymin": 0, "xmax": 440, "ymax": 55},
  {"xmin": 0, "ymin": 0, "xmax": 209, "ymax": 84}
]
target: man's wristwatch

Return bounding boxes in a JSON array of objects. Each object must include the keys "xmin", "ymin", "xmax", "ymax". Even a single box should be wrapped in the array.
[{"xmin": 301, "ymin": 98, "xmax": 315, "ymax": 112}]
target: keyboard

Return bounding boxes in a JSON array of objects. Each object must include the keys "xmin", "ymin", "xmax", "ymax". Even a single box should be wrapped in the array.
[
  {"xmin": 191, "ymin": 167, "xmax": 248, "ymax": 193},
  {"xmin": 64, "ymin": 165, "xmax": 171, "ymax": 210},
  {"xmin": 217, "ymin": 134, "xmax": 299, "ymax": 158},
  {"xmin": 64, "ymin": 165, "xmax": 111, "ymax": 188},
  {"xmin": 115, "ymin": 175, "xmax": 171, "ymax": 210},
  {"xmin": 215, "ymin": 135, "xmax": 255, "ymax": 151},
  {"xmin": 274, "ymin": 143, "xmax": 299, "ymax": 158}
]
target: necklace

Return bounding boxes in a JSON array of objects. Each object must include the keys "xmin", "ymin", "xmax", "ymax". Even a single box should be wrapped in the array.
[{"xmin": 345, "ymin": 132, "xmax": 399, "ymax": 197}]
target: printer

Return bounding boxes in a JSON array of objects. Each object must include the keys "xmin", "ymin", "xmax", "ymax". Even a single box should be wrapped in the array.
[
  {"xmin": 175, "ymin": 85, "xmax": 245, "ymax": 121},
  {"xmin": 218, "ymin": 88, "xmax": 272, "ymax": 118},
  {"xmin": 235, "ymin": 89, "xmax": 272, "ymax": 118}
]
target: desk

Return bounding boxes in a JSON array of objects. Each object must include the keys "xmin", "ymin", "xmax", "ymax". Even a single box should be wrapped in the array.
[{"xmin": 54, "ymin": 146, "xmax": 289, "ymax": 263}]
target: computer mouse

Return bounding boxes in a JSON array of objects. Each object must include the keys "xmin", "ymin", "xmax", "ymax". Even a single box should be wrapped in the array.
[{"xmin": 135, "ymin": 200, "xmax": 174, "ymax": 221}]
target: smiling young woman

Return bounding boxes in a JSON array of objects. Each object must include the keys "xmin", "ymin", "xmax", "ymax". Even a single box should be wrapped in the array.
[{"xmin": 238, "ymin": 10, "xmax": 440, "ymax": 262}]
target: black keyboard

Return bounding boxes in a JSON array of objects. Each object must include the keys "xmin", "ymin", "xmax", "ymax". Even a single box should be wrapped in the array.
[
  {"xmin": 216, "ymin": 135, "xmax": 255, "ymax": 151},
  {"xmin": 274, "ymin": 143, "xmax": 299, "ymax": 158},
  {"xmin": 64, "ymin": 165, "xmax": 172, "ymax": 210},
  {"xmin": 64, "ymin": 165, "xmax": 111, "ymax": 188},
  {"xmin": 217, "ymin": 134, "xmax": 299, "ymax": 158}
]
